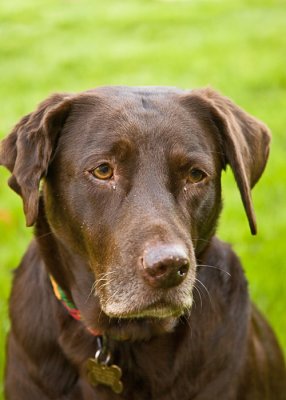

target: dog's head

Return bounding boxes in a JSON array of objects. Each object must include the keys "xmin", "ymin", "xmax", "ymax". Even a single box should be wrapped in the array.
[{"xmin": 0, "ymin": 87, "xmax": 270, "ymax": 340}]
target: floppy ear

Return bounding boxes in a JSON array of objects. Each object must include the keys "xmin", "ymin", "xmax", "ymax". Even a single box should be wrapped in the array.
[
  {"xmin": 181, "ymin": 88, "xmax": 271, "ymax": 235},
  {"xmin": 0, "ymin": 93, "xmax": 73, "ymax": 227}
]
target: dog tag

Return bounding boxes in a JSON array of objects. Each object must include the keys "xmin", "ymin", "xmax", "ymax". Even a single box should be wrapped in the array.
[{"xmin": 86, "ymin": 357, "xmax": 123, "ymax": 394}]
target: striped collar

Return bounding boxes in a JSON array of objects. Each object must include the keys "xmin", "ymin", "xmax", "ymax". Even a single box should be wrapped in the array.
[{"xmin": 50, "ymin": 276, "xmax": 102, "ymax": 336}]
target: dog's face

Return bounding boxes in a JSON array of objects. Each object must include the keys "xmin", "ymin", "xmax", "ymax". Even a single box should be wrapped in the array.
[
  {"xmin": 0, "ymin": 87, "xmax": 270, "ymax": 340},
  {"xmin": 44, "ymin": 88, "xmax": 223, "ymax": 321}
]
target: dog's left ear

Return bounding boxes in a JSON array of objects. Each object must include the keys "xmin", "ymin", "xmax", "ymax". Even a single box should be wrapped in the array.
[
  {"xmin": 181, "ymin": 88, "xmax": 271, "ymax": 235},
  {"xmin": 0, "ymin": 93, "xmax": 73, "ymax": 227}
]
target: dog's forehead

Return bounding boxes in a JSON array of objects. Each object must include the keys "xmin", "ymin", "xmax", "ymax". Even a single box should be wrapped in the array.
[
  {"xmin": 82, "ymin": 85, "xmax": 187, "ymax": 118},
  {"xmin": 60, "ymin": 87, "xmax": 219, "ymax": 163}
]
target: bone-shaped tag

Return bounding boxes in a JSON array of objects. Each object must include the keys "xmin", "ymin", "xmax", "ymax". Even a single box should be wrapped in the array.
[{"xmin": 86, "ymin": 358, "xmax": 123, "ymax": 394}]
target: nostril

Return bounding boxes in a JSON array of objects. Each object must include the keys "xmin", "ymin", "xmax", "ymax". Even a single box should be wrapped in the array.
[
  {"xmin": 154, "ymin": 263, "xmax": 168, "ymax": 277},
  {"xmin": 178, "ymin": 262, "xmax": 189, "ymax": 277},
  {"xmin": 143, "ymin": 260, "xmax": 169, "ymax": 278}
]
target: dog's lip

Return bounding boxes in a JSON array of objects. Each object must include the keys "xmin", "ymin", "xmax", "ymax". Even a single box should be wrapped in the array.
[
  {"xmin": 104, "ymin": 299, "xmax": 191, "ymax": 320},
  {"xmin": 109, "ymin": 307, "xmax": 183, "ymax": 319}
]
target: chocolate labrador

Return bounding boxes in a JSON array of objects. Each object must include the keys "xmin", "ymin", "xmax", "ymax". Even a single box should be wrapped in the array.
[{"xmin": 1, "ymin": 86, "xmax": 285, "ymax": 399}]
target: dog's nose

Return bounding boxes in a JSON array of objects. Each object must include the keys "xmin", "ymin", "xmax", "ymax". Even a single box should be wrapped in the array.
[{"xmin": 141, "ymin": 244, "xmax": 190, "ymax": 289}]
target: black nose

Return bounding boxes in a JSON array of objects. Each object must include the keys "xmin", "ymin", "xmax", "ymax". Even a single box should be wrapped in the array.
[{"xmin": 141, "ymin": 244, "xmax": 190, "ymax": 289}]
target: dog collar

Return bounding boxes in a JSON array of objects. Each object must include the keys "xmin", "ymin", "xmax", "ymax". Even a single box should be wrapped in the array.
[
  {"xmin": 50, "ymin": 276, "xmax": 102, "ymax": 336},
  {"xmin": 50, "ymin": 276, "xmax": 124, "ymax": 393}
]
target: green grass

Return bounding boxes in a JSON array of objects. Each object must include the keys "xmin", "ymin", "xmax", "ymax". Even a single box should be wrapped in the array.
[{"xmin": 0, "ymin": 0, "xmax": 285, "ymax": 396}]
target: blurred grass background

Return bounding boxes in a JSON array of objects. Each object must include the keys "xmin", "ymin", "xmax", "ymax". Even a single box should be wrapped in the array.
[{"xmin": 0, "ymin": 0, "xmax": 285, "ymax": 396}]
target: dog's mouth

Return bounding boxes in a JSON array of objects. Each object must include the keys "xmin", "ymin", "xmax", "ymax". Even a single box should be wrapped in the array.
[
  {"xmin": 105, "ymin": 302, "xmax": 186, "ymax": 320},
  {"xmin": 100, "ymin": 280, "xmax": 194, "ymax": 321},
  {"xmin": 100, "ymin": 300, "xmax": 192, "ymax": 341},
  {"xmin": 72, "ymin": 278, "xmax": 194, "ymax": 341},
  {"xmin": 84, "ymin": 265, "xmax": 195, "ymax": 341},
  {"xmin": 104, "ymin": 313, "xmax": 184, "ymax": 342}
]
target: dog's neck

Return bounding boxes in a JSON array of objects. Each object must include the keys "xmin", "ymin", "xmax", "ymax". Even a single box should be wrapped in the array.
[{"xmin": 35, "ymin": 198, "xmax": 74, "ymax": 297}]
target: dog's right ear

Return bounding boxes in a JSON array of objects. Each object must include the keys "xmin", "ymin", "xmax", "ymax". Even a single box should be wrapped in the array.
[
  {"xmin": 0, "ymin": 93, "xmax": 73, "ymax": 227},
  {"xmin": 180, "ymin": 88, "xmax": 271, "ymax": 235}
]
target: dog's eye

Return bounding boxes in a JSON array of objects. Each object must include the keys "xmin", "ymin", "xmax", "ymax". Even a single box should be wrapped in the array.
[
  {"xmin": 188, "ymin": 168, "xmax": 206, "ymax": 183},
  {"xmin": 91, "ymin": 163, "xmax": 114, "ymax": 180}
]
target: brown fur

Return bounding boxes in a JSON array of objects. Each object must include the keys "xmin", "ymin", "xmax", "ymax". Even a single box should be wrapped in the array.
[{"xmin": 1, "ymin": 86, "xmax": 285, "ymax": 399}]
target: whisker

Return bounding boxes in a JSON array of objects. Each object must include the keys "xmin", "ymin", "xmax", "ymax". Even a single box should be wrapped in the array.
[
  {"xmin": 85, "ymin": 281, "xmax": 97, "ymax": 303},
  {"xmin": 197, "ymin": 264, "xmax": 231, "ymax": 277},
  {"xmin": 192, "ymin": 238, "xmax": 211, "ymax": 244},
  {"xmin": 94, "ymin": 271, "xmax": 117, "ymax": 290},
  {"xmin": 105, "ymin": 287, "xmax": 121, "ymax": 306},
  {"xmin": 195, "ymin": 278, "xmax": 213, "ymax": 308},
  {"xmin": 181, "ymin": 313, "xmax": 192, "ymax": 330},
  {"xmin": 35, "ymin": 231, "xmax": 54, "ymax": 240},
  {"xmin": 193, "ymin": 285, "xmax": 203, "ymax": 310},
  {"xmin": 85, "ymin": 271, "xmax": 117, "ymax": 304},
  {"xmin": 96, "ymin": 287, "xmax": 121, "ymax": 325}
]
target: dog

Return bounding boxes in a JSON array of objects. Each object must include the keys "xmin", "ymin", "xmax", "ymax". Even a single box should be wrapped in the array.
[{"xmin": 1, "ymin": 86, "xmax": 285, "ymax": 399}]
